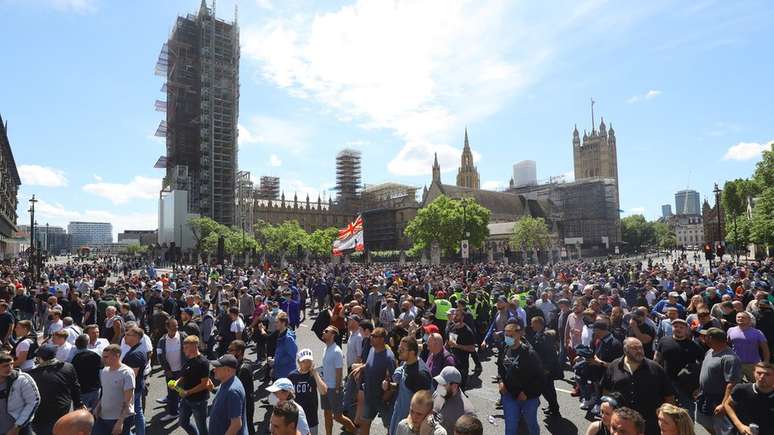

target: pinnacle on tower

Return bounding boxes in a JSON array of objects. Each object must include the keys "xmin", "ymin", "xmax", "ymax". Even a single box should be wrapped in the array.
[{"xmin": 464, "ymin": 128, "xmax": 470, "ymax": 150}]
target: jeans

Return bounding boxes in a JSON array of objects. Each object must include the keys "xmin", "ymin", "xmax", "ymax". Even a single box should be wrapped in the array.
[
  {"xmin": 165, "ymin": 372, "xmax": 181, "ymax": 416},
  {"xmin": 501, "ymin": 394, "xmax": 540, "ymax": 435},
  {"xmin": 179, "ymin": 398, "xmax": 208, "ymax": 435},
  {"xmin": 676, "ymin": 388, "xmax": 695, "ymax": 421},
  {"xmin": 82, "ymin": 389, "xmax": 101, "ymax": 410},
  {"xmin": 91, "ymin": 416, "xmax": 134, "ymax": 435},
  {"xmin": 133, "ymin": 391, "xmax": 145, "ymax": 435}
]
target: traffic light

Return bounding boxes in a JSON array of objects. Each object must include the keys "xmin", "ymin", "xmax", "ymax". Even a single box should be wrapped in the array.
[
  {"xmin": 716, "ymin": 243, "xmax": 725, "ymax": 258},
  {"xmin": 703, "ymin": 243, "xmax": 715, "ymax": 261}
]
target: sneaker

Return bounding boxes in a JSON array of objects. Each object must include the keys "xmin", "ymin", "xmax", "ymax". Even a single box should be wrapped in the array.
[
  {"xmin": 591, "ymin": 404, "xmax": 600, "ymax": 415},
  {"xmin": 580, "ymin": 399, "xmax": 593, "ymax": 410},
  {"xmin": 160, "ymin": 413, "xmax": 178, "ymax": 422},
  {"xmin": 155, "ymin": 398, "xmax": 168, "ymax": 404}
]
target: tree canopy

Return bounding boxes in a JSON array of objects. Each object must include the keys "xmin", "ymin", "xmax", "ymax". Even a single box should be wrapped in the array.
[
  {"xmin": 404, "ymin": 195, "xmax": 490, "ymax": 255},
  {"xmin": 510, "ymin": 216, "xmax": 552, "ymax": 252}
]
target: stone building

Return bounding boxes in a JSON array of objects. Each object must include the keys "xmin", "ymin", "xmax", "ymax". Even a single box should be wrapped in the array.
[
  {"xmin": 456, "ymin": 129, "xmax": 480, "ymax": 189},
  {"xmin": 0, "ymin": 114, "xmax": 21, "ymax": 256},
  {"xmin": 702, "ymin": 199, "xmax": 725, "ymax": 244},
  {"xmin": 573, "ymin": 118, "xmax": 618, "ymax": 181}
]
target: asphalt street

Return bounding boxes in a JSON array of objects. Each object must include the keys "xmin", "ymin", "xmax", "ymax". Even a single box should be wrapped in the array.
[{"xmin": 143, "ymin": 311, "xmax": 595, "ymax": 435}]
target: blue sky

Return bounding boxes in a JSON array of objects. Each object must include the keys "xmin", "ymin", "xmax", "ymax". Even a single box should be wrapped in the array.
[{"xmin": 3, "ymin": 0, "xmax": 773, "ymax": 238}]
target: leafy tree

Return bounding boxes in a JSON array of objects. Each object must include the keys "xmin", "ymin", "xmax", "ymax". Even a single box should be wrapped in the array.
[
  {"xmin": 404, "ymin": 195, "xmax": 490, "ymax": 256},
  {"xmin": 752, "ymin": 142, "xmax": 774, "ymax": 190},
  {"xmin": 510, "ymin": 217, "xmax": 552, "ymax": 253},
  {"xmin": 188, "ymin": 216, "xmax": 228, "ymax": 254},
  {"xmin": 621, "ymin": 215, "xmax": 657, "ymax": 251},
  {"xmin": 723, "ymin": 179, "xmax": 757, "ymax": 260},
  {"xmin": 125, "ymin": 243, "xmax": 148, "ymax": 256},
  {"xmin": 306, "ymin": 227, "xmax": 339, "ymax": 258},
  {"xmin": 653, "ymin": 222, "xmax": 676, "ymax": 250},
  {"xmin": 751, "ymin": 187, "xmax": 774, "ymax": 247},
  {"xmin": 223, "ymin": 227, "xmax": 260, "ymax": 257},
  {"xmin": 262, "ymin": 221, "xmax": 309, "ymax": 258}
]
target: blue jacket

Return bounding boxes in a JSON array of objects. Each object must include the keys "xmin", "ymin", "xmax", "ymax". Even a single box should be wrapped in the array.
[
  {"xmin": 274, "ymin": 329, "xmax": 298, "ymax": 379},
  {"xmin": 281, "ymin": 298, "xmax": 301, "ymax": 329}
]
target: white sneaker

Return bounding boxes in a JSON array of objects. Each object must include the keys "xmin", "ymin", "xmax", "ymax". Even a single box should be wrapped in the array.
[
  {"xmin": 580, "ymin": 399, "xmax": 593, "ymax": 410},
  {"xmin": 155, "ymin": 398, "xmax": 168, "ymax": 404},
  {"xmin": 160, "ymin": 413, "xmax": 178, "ymax": 422}
]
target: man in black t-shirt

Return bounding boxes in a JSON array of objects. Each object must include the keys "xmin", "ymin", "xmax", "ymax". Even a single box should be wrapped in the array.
[
  {"xmin": 71, "ymin": 334, "xmax": 103, "ymax": 409},
  {"xmin": 0, "ymin": 302, "xmax": 14, "ymax": 345},
  {"xmin": 229, "ymin": 339, "xmax": 256, "ymax": 435},
  {"xmin": 626, "ymin": 308, "xmax": 656, "ymax": 359},
  {"xmin": 122, "ymin": 326, "xmax": 148, "ymax": 435},
  {"xmin": 446, "ymin": 309, "xmax": 476, "ymax": 389},
  {"xmin": 177, "ymin": 335, "xmax": 210, "ymax": 435},
  {"xmin": 654, "ymin": 318, "xmax": 704, "ymax": 420},
  {"xmin": 725, "ymin": 362, "xmax": 774, "ymax": 435}
]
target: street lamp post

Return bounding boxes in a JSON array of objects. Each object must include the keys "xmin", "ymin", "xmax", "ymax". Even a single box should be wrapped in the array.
[
  {"xmin": 461, "ymin": 199, "xmax": 470, "ymax": 264},
  {"xmin": 28, "ymin": 195, "xmax": 38, "ymax": 282}
]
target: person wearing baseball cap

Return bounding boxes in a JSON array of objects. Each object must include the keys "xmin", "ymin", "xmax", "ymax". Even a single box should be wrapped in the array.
[
  {"xmin": 288, "ymin": 349, "xmax": 326, "ymax": 435},
  {"xmin": 208, "ymin": 354, "xmax": 248, "ymax": 435},
  {"xmin": 265, "ymin": 378, "xmax": 310, "ymax": 435},
  {"xmin": 432, "ymin": 366, "xmax": 474, "ymax": 435},
  {"xmin": 696, "ymin": 327, "xmax": 741, "ymax": 435},
  {"xmin": 654, "ymin": 318, "xmax": 703, "ymax": 421}
]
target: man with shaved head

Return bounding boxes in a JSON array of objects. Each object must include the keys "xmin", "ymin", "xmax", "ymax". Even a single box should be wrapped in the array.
[{"xmin": 53, "ymin": 409, "xmax": 93, "ymax": 435}]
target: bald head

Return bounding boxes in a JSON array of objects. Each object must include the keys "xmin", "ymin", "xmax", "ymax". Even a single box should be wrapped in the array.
[{"xmin": 53, "ymin": 409, "xmax": 94, "ymax": 435}]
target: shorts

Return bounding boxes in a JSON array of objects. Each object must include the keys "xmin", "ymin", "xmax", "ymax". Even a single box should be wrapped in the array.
[
  {"xmin": 320, "ymin": 389, "xmax": 344, "ymax": 416},
  {"xmin": 361, "ymin": 395, "xmax": 388, "ymax": 421},
  {"xmin": 695, "ymin": 408, "xmax": 733, "ymax": 435}
]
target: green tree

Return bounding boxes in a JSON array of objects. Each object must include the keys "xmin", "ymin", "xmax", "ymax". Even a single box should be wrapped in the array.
[
  {"xmin": 306, "ymin": 227, "xmax": 339, "ymax": 258},
  {"xmin": 510, "ymin": 216, "xmax": 552, "ymax": 254},
  {"xmin": 404, "ymin": 195, "xmax": 490, "ymax": 256},
  {"xmin": 621, "ymin": 215, "xmax": 657, "ymax": 251},
  {"xmin": 752, "ymin": 141, "xmax": 774, "ymax": 190},
  {"xmin": 653, "ymin": 222, "xmax": 676, "ymax": 250},
  {"xmin": 125, "ymin": 243, "xmax": 148, "ymax": 256},
  {"xmin": 223, "ymin": 227, "xmax": 260, "ymax": 258},
  {"xmin": 751, "ymin": 187, "xmax": 774, "ymax": 247},
  {"xmin": 188, "ymin": 216, "xmax": 229, "ymax": 254},
  {"xmin": 262, "ymin": 221, "xmax": 309, "ymax": 258}
]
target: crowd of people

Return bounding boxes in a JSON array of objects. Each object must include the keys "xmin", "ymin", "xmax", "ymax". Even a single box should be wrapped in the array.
[{"xmin": 0, "ymin": 251, "xmax": 771, "ymax": 435}]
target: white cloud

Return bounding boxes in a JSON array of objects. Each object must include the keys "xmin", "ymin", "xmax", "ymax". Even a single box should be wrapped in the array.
[
  {"xmin": 82, "ymin": 176, "xmax": 161, "ymax": 205},
  {"xmin": 722, "ymin": 141, "xmax": 772, "ymax": 161},
  {"xmin": 269, "ymin": 154, "xmax": 283, "ymax": 167},
  {"xmin": 627, "ymin": 89, "xmax": 662, "ymax": 104},
  {"xmin": 93, "ymin": 175, "xmax": 103, "ymax": 182},
  {"xmin": 238, "ymin": 116, "xmax": 311, "ymax": 154},
  {"xmin": 18, "ymin": 165, "xmax": 68, "ymax": 187},
  {"xmin": 282, "ymin": 179, "xmax": 333, "ymax": 202},
  {"xmin": 245, "ymin": 0, "xmax": 597, "ymax": 176}
]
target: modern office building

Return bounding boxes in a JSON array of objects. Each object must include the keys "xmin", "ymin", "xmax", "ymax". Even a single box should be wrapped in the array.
[
  {"xmin": 118, "ymin": 230, "xmax": 157, "ymax": 246},
  {"xmin": 68, "ymin": 222, "xmax": 113, "ymax": 249},
  {"xmin": 661, "ymin": 204, "xmax": 673, "ymax": 219},
  {"xmin": 155, "ymin": 0, "xmax": 239, "ymax": 226},
  {"xmin": 675, "ymin": 189, "xmax": 700, "ymax": 215}
]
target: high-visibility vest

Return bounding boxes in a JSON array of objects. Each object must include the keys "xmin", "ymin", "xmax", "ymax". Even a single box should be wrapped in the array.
[{"xmin": 435, "ymin": 299, "xmax": 452, "ymax": 320}]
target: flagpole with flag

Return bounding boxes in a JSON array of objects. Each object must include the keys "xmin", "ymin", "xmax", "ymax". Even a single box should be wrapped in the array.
[{"xmin": 332, "ymin": 214, "xmax": 365, "ymax": 256}]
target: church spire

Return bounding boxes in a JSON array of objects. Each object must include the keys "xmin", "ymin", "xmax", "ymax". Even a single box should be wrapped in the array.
[
  {"xmin": 432, "ymin": 152, "xmax": 441, "ymax": 184},
  {"xmin": 464, "ymin": 127, "xmax": 470, "ymax": 150}
]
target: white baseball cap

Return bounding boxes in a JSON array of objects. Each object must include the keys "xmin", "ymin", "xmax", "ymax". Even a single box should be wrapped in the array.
[{"xmin": 297, "ymin": 348, "xmax": 314, "ymax": 362}]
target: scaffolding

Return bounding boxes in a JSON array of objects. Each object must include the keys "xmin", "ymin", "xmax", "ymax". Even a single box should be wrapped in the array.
[
  {"xmin": 257, "ymin": 176, "xmax": 280, "ymax": 200},
  {"xmin": 335, "ymin": 148, "xmax": 362, "ymax": 202}
]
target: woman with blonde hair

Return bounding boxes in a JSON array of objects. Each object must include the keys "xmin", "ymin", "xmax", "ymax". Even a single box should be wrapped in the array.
[
  {"xmin": 395, "ymin": 390, "xmax": 446, "ymax": 435},
  {"xmin": 657, "ymin": 403, "xmax": 696, "ymax": 435}
]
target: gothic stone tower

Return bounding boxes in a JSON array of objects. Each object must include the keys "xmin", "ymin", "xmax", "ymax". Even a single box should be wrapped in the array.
[
  {"xmin": 573, "ymin": 117, "xmax": 618, "ymax": 181},
  {"xmin": 456, "ymin": 128, "xmax": 480, "ymax": 189}
]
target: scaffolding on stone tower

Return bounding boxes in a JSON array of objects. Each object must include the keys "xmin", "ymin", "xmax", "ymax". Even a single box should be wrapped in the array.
[{"xmin": 335, "ymin": 149, "xmax": 362, "ymax": 203}]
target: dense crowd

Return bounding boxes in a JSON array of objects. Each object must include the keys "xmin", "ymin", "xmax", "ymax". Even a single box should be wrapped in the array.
[{"xmin": 0, "ymin": 252, "xmax": 772, "ymax": 435}]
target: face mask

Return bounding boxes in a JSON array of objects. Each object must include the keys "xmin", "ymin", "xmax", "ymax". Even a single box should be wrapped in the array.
[
  {"xmin": 504, "ymin": 336, "xmax": 516, "ymax": 347},
  {"xmin": 268, "ymin": 393, "xmax": 279, "ymax": 407}
]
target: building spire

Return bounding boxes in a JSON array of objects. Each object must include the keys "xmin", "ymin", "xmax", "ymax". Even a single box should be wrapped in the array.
[
  {"xmin": 432, "ymin": 152, "xmax": 441, "ymax": 184},
  {"xmin": 464, "ymin": 127, "xmax": 470, "ymax": 150},
  {"xmin": 590, "ymin": 97, "xmax": 596, "ymax": 134}
]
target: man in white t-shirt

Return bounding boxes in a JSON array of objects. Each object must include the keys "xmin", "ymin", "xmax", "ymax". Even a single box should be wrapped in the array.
[
  {"xmin": 52, "ymin": 330, "xmax": 75, "ymax": 362},
  {"xmin": 229, "ymin": 307, "xmax": 245, "ymax": 341},
  {"xmin": 47, "ymin": 309, "xmax": 64, "ymax": 337},
  {"xmin": 85, "ymin": 325, "xmax": 110, "ymax": 354},
  {"xmin": 13, "ymin": 320, "xmax": 36, "ymax": 371}
]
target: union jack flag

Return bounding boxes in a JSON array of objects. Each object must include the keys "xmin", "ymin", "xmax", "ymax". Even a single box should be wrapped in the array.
[{"xmin": 338, "ymin": 215, "xmax": 363, "ymax": 240}]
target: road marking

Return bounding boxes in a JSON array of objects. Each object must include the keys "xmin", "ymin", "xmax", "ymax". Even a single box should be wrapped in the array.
[{"xmin": 556, "ymin": 387, "xmax": 573, "ymax": 394}]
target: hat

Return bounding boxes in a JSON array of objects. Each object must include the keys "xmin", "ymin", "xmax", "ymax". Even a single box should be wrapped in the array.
[
  {"xmin": 211, "ymin": 354, "xmax": 239, "ymax": 370},
  {"xmin": 671, "ymin": 318, "xmax": 688, "ymax": 326},
  {"xmin": 297, "ymin": 348, "xmax": 314, "ymax": 362},
  {"xmin": 37, "ymin": 344, "xmax": 58, "ymax": 361},
  {"xmin": 434, "ymin": 366, "xmax": 462, "ymax": 386},
  {"xmin": 266, "ymin": 378, "xmax": 295, "ymax": 393},
  {"xmin": 700, "ymin": 327, "xmax": 726, "ymax": 341},
  {"xmin": 182, "ymin": 307, "xmax": 194, "ymax": 316},
  {"xmin": 436, "ymin": 291, "xmax": 446, "ymax": 299},
  {"xmin": 422, "ymin": 324, "xmax": 440, "ymax": 335}
]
